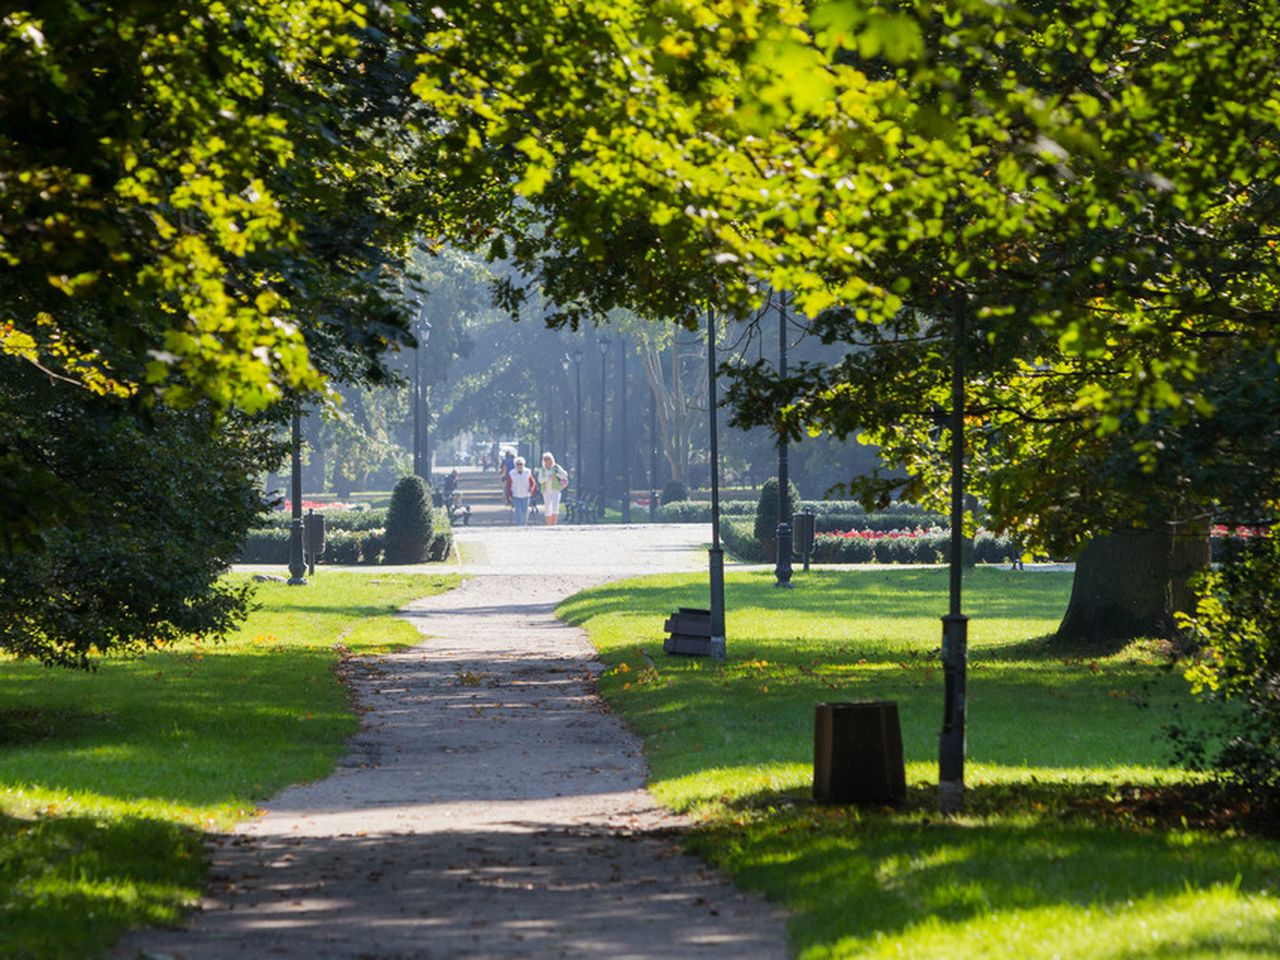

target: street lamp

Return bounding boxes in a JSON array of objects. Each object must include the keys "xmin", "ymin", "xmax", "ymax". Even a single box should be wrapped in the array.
[
  {"xmin": 619, "ymin": 339, "xmax": 631, "ymax": 523},
  {"xmin": 649, "ymin": 386, "xmax": 659, "ymax": 522},
  {"xmin": 570, "ymin": 348, "xmax": 584, "ymax": 507},
  {"xmin": 597, "ymin": 335, "xmax": 609, "ymax": 510},
  {"xmin": 775, "ymin": 291, "xmax": 794, "ymax": 588},
  {"xmin": 706, "ymin": 304, "xmax": 726, "ymax": 660},
  {"xmin": 287, "ymin": 407, "xmax": 307, "ymax": 585},
  {"xmin": 938, "ymin": 308, "xmax": 970, "ymax": 814},
  {"xmin": 412, "ymin": 301, "xmax": 432, "ymax": 480}
]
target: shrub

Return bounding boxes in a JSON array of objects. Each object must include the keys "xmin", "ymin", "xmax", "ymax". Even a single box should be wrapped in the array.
[
  {"xmin": 655, "ymin": 500, "xmax": 755, "ymax": 523},
  {"xmin": 428, "ymin": 507, "xmax": 453, "ymax": 561},
  {"xmin": 718, "ymin": 516, "xmax": 760, "ymax": 561},
  {"xmin": 1172, "ymin": 535, "xmax": 1280, "ymax": 804},
  {"xmin": 383, "ymin": 476, "xmax": 434, "ymax": 564},
  {"xmin": 754, "ymin": 477, "xmax": 803, "ymax": 542},
  {"xmin": 661, "ymin": 480, "xmax": 689, "ymax": 505},
  {"xmin": 323, "ymin": 529, "xmax": 381, "ymax": 565},
  {"xmin": 256, "ymin": 507, "xmax": 388, "ymax": 532},
  {"xmin": 237, "ymin": 528, "xmax": 291, "ymax": 564}
]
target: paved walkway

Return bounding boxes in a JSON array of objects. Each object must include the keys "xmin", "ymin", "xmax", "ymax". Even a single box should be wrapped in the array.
[{"xmin": 113, "ymin": 525, "xmax": 787, "ymax": 959}]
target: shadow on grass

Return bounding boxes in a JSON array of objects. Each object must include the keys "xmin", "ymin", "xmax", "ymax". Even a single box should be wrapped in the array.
[
  {"xmin": 0, "ymin": 811, "xmax": 205, "ymax": 960},
  {"xmin": 688, "ymin": 782, "xmax": 1280, "ymax": 956}
]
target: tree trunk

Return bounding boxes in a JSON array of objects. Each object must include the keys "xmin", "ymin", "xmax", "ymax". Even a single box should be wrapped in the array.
[{"xmin": 1054, "ymin": 521, "xmax": 1210, "ymax": 649}]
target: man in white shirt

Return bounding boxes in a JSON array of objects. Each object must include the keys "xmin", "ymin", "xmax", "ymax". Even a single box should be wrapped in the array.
[{"xmin": 504, "ymin": 456, "xmax": 536, "ymax": 526}]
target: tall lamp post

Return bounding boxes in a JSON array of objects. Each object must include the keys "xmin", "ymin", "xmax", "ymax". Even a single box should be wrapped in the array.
[
  {"xmin": 619, "ymin": 339, "xmax": 631, "ymax": 523},
  {"xmin": 287, "ymin": 407, "xmax": 307, "ymax": 585},
  {"xmin": 649, "ymin": 384, "xmax": 659, "ymax": 522},
  {"xmin": 570, "ymin": 348, "xmax": 584, "ymax": 499},
  {"xmin": 411, "ymin": 300, "xmax": 432, "ymax": 479},
  {"xmin": 706, "ymin": 304, "xmax": 726, "ymax": 660},
  {"xmin": 775, "ymin": 291, "xmax": 794, "ymax": 588},
  {"xmin": 597, "ymin": 336, "xmax": 609, "ymax": 508},
  {"xmin": 938, "ymin": 308, "xmax": 969, "ymax": 814}
]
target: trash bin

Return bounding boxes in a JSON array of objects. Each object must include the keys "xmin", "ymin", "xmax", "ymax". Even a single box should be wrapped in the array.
[
  {"xmin": 813, "ymin": 701, "xmax": 907, "ymax": 804},
  {"xmin": 304, "ymin": 510, "xmax": 326, "ymax": 574},
  {"xmin": 793, "ymin": 509, "xmax": 816, "ymax": 570}
]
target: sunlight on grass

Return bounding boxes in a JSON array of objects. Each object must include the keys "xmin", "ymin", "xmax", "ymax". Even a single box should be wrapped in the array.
[
  {"xmin": 562, "ymin": 567, "xmax": 1280, "ymax": 960},
  {"xmin": 0, "ymin": 572, "xmax": 458, "ymax": 959}
]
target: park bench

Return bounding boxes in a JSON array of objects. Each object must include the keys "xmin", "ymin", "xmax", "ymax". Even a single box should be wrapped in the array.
[{"xmin": 562, "ymin": 494, "xmax": 598, "ymax": 524}]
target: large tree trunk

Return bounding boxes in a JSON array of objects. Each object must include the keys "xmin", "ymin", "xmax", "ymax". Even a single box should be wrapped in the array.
[{"xmin": 1055, "ymin": 521, "xmax": 1209, "ymax": 649}]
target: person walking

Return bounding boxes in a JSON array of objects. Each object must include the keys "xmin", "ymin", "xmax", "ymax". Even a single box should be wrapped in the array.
[
  {"xmin": 504, "ymin": 456, "xmax": 537, "ymax": 526},
  {"xmin": 534, "ymin": 451, "xmax": 570, "ymax": 526}
]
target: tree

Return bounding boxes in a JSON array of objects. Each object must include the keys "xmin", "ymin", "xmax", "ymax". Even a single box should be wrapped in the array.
[{"xmin": 0, "ymin": 365, "xmax": 271, "ymax": 667}]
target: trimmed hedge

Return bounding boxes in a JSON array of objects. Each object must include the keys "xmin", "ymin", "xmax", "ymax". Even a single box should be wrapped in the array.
[
  {"xmin": 755, "ymin": 477, "xmax": 803, "ymax": 542},
  {"xmin": 237, "ymin": 528, "xmax": 291, "ymax": 564},
  {"xmin": 809, "ymin": 530, "xmax": 1017, "ymax": 564},
  {"xmin": 257, "ymin": 507, "xmax": 388, "ymax": 532},
  {"xmin": 719, "ymin": 516, "xmax": 761, "ymax": 561},
  {"xmin": 428, "ymin": 507, "xmax": 453, "ymax": 562},
  {"xmin": 656, "ymin": 500, "xmax": 755, "ymax": 523}
]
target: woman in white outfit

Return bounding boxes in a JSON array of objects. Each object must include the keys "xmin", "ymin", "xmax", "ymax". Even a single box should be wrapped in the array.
[{"xmin": 534, "ymin": 451, "xmax": 569, "ymax": 525}]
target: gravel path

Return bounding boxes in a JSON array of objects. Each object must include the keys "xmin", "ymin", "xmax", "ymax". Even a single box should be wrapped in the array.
[{"xmin": 113, "ymin": 525, "xmax": 788, "ymax": 960}]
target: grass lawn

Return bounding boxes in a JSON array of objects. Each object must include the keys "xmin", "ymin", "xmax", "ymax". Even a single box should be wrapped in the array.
[
  {"xmin": 0, "ymin": 571, "xmax": 457, "ymax": 960},
  {"xmin": 559, "ymin": 567, "xmax": 1280, "ymax": 959}
]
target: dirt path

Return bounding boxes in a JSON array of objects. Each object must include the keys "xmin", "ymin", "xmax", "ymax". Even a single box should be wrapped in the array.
[{"xmin": 113, "ymin": 527, "xmax": 788, "ymax": 959}]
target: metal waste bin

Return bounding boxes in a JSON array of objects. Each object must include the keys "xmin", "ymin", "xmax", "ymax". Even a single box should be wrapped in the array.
[
  {"xmin": 304, "ymin": 509, "xmax": 326, "ymax": 574},
  {"xmin": 793, "ymin": 509, "xmax": 816, "ymax": 570}
]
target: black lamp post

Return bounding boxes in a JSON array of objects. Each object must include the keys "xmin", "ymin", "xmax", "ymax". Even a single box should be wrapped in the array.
[
  {"xmin": 775, "ymin": 292, "xmax": 794, "ymax": 588},
  {"xmin": 597, "ymin": 335, "xmax": 609, "ymax": 507},
  {"xmin": 706, "ymin": 304, "xmax": 726, "ymax": 659},
  {"xmin": 571, "ymin": 348, "xmax": 584, "ymax": 499},
  {"xmin": 287, "ymin": 408, "xmax": 307, "ymax": 585},
  {"xmin": 619, "ymin": 340, "xmax": 631, "ymax": 523},
  {"xmin": 649, "ymin": 385, "xmax": 659, "ymax": 522},
  {"xmin": 411, "ymin": 299, "xmax": 431, "ymax": 479},
  {"xmin": 938, "ymin": 308, "xmax": 970, "ymax": 814}
]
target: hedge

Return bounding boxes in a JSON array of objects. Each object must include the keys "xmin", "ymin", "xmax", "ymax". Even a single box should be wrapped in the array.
[
  {"xmin": 655, "ymin": 500, "xmax": 756, "ymax": 523},
  {"xmin": 237, "ymin": 507, "xmax": 452, "ymax": 565},
  {"xmin": 718, "ymin": 516, "xmax": 761, "ymax": 561},
  {"xmin": 256, "ymin": 507, "xmax": 388, "ymax": 532}
]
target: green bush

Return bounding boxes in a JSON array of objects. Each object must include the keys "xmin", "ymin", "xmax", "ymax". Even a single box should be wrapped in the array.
[
  {"xmin": 655, "ymin": 500, "xmax": 755, "ymax": 523},
  {"xmin": 814, "ymin": 512, "xmax": 948, "ymax": 534},
  {"xmin": 718, "ymin": 516, "xmax": 760, "ymax": 561},
  {"xmin": 754, "ymin": 477, "xmax": 803, "ymax": 542},
  {"xmin": 661, "ymin": 480, "xmax": 690, "ymax": 505},
  {"xmin": 383, "ymin": 476, "xmax": 434, "ymax": 564},
  {"xmin": 1173, "ymin": 535, "xmax": 1280, "ymax": 804},
  {"xmin": 257, "ymin": 507, "xmax": 388, "ymax": 532},
  {"xmin": 428, "ymin": 507, "xmax": 453, "ymax": 561},
  {"xmin": 237, "ymin": 528, "xmax": 291, "ymax": 563},
  {"xmin": 323, "ymin": 529, "xmax": 380, "ymax": 565}
]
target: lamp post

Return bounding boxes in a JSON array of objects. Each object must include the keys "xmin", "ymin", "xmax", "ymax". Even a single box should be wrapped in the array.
[
  {"xmin": 597, "ymin": 335, "xmax": 609, "ymax": 509},
  {"xmin": 649, "ymin": 385, "xmax": 659, "ymax": 522},
  {"xmin": 560, "ymin": 354, "xmax": 572, "ymax": 464},
  {"xmin": 706, "ymin": 304, "xmax": 726, "ymax": 660},
  {"xmin": 938, "ymin": 307, "xmax": 970, "ymax": 814},
  {"xmin": 775, "ymin": 291, "xmax": 794, "ymax": 588},
  {"xmin": 619, "ymin": 340, "xmax": 631, "ymax": 523},
  {"xmin": 411, "ymin": 300, "xmax": 431, "ymax": 479},
  {"xmin": 287, "ymin": 408, "xmax": 307, "ymax": 585},
  {"xmin": 570, "ymin": 349, "xmax": 584, "ymax": 501}
]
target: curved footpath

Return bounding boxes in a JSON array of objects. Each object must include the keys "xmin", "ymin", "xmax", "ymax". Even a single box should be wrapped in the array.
[{"xmin": 113, "ymin": 524, "xmax": 788, "ymax": 960}]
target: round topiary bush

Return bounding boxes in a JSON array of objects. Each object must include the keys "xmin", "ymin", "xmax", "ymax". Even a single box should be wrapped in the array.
[
  {"xmin": 754, "ymin": 476, "xmax": 803, "ymax": 542},
  {"xmin": 661, "ymin": 480, "xmax": 689, "ymax": 505},
  {"xmin": 382, "ymin": 475, "xmax": 435, "ymax": 564}
]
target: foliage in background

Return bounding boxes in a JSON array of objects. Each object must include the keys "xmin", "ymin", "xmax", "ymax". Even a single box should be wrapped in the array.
[
  {"xmin": 382, "ymin": 476, "xmax": 434, "ymax": 565},
  {"xmin": 1174, "ymin": 535, "xmax": 1280, "ymax": 806}
]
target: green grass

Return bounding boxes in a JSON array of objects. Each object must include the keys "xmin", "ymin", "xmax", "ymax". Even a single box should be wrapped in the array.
[
  {"xmin": 0, "ymin": 572, "xmax": 457, "ymax": 960},
  {"xmin": 559, "ymin": 568, "xmax": 1280, "ymax": 959}
]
